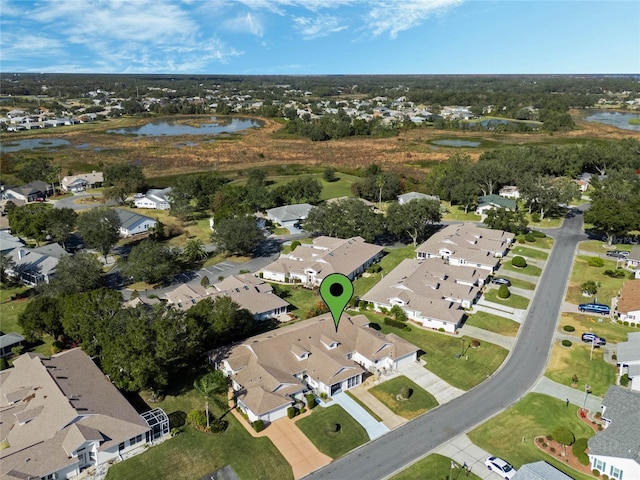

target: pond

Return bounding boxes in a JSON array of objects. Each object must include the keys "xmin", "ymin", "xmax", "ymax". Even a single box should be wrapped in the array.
[
  {"xmin": 431, "ymin": 139, "xmax": 481, "ymax": 147},
  {"xmin": 106, "ymin": 116, "xmax": 263, "ymax": 136},
  {"xmin": 584, "ymin": 111, "xmax": 640, "ymax": 131},
  {"xmin": 0, "ymin": 138, "xmax": 70, "ymax": 153}
]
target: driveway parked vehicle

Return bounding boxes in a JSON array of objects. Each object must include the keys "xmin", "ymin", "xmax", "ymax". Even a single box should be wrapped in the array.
[
  {"xmin": 581, "ymin": 332, "xmax": 606, "ymax": 346},
  {"xmin": 484, "ymin": 456, "xmax": 517, "ymax": 479},
  {"xmin": 606, "ymin": 250, "xmax": 630, "ymax": 258},
  {"xmin": 492, "ymin": 277, "xmax": 512, "ymax": 286},
  {"xmin": 578, "ymin": 303, "xmax": 610, "ymax": 314}
]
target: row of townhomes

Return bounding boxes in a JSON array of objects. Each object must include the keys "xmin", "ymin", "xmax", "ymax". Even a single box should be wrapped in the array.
[
  {"xmin": 209, "ymin": 313, "xmax": 418, "ymax": 423},
  {"xmin": 0, "ymin": 349, "xmax": 169, "ymax": 480},
  {"xmin": 364, "ymin": 223, "xmax": 514, "ymax": 332},
  {"xmin": 259, "ymin": 236, "xmax": 384, "ymax": 287}
]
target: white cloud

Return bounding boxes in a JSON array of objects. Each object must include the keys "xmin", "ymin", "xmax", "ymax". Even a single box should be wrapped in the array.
[
  {"xmin": 223, "ymin": 12, "xmax": 265, "ymax": 36},
  {"xmin": 292, "ymin": 14, "xmax": 347, "ymax": 40},
  {"xmin": 365, "ymin": 0, "xmax": 464, "ymax": 38}
]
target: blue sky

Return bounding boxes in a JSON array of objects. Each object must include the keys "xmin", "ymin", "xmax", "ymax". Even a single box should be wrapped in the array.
[{"xmin": 1, "ymin": 0, "xmax": 638, "ymax": 74}]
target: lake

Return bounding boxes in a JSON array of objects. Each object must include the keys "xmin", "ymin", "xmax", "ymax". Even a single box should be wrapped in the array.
[
  {"xmin": 431, "ymin": 139, "xmax": 481, "ymax": 147},
  {"xmin": 584, "ymin": 111, "xmax": 640, "ymax": 131},
  {"xmin": 0, "ymin": 138, "xmax": 70, "ymax": 153},
  {"xmin": 106, "ymin": 117, "xmax": 263, "ymax": 136}
]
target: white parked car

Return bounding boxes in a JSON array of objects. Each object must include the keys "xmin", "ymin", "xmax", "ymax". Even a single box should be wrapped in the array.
[{"xmin": 484, "ymin": 456, "xmax": 517, "ymax": 479}]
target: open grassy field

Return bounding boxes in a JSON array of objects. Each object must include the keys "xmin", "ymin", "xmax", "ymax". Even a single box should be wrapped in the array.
[
  {"xmin": 369, "ymin": 376, "xmax": 438, "ymax": 419},
  {"xmin": 468, "ymin": 393, "xmax": 595, "ymax": 480},
  {"xmin": 359, "ymin": 312, "xmax": 509, "ymax": 391},
  {"xmin": 565, "ymin": 255, "xmax": 626, "ymax": 306},
  {"xmin": 464, "ymin": 311, "xmax": 520, "ymax": 337},
  {"xmin": 509, "ymin": 245, "xmax": 549, "ymax": 260},
  {"xmin": 295, "ymin": 405, "xmax": 369, "ymax": 459},
  {"xmin": 559, "ymin": 312, "xmax": 638, "ymax": 344},
  {"xmin": 391, "ymin": 454, "xmax": 483, "ymax": 480},
  {"xmin": 545, "ymin": 340, "xmax": 616, "ymax": 397},
  {"xmin": 483, "ymin": 289, "xmax": 530, "ymax": 309}
]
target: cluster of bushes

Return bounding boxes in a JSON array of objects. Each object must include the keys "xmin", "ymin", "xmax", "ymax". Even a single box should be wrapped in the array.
[
  {"xmin": 573, "ymin": 437, "xmax": 590, "ymax": 465},
  {"xmin": 563, "ymin": 325, "xmax": 576, "ymax": 332},
  {"xmin": 252, "ymin": 419, "xmax": 265, "ymax": 433},
  {"xmin": 512, "ymin": 256, "xmax": 528, "ymax": 268},
  {"xmin": 588, "ymin": 257, "xmax": 605, "ymax": 267},
  {"xmin": 366, "ymin": 264, "xmax": 383, "ymax": 274},
  {"xmin": 287, "ymin": 405, "xmax": 307, "ymax": 419},
  {"xmin": 497, "ymin": 284, "xmax": 511, "ymax": 299},
  {"xmin": 620, "ymin": 373, "xmax": 630, "ymax": 387},
  {"xmin": 384, "ymin": 317, "xmax": 410, "ymax": 330},
  {"xmin": 306, "ymin": 393, "xmax": 317, "ymax": 409},
  {"xmin": 187, "ymin": 409, "xmax": 228, "ymax": 434},
  {"xmin": 604, "ymin": 269, "xmax": 626, "ymax": 278}
]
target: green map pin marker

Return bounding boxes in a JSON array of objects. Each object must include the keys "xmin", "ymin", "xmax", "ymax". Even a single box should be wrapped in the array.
[{"xmin": 320, "ymin": 273, "xmax": 354, "ymax": 331}]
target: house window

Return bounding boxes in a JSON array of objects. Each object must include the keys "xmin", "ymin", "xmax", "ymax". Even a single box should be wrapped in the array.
[
  {"xmin": 347, "ymin": 376, "xmax": 360, "ymax": 388},
  {"xmin": 610, "ymin": 466, "xmax": 623, "ymax": 479},
  {"xmin": 118, "ymin": 442, "xmax": 125, "ymax": 451},
  {"xmin": 594, "ymin": 458, "xmax": 606, "ymax": 473},
  {"xmin": 41, "ymin": 474, "xmax": 57, "ymax": 480}
]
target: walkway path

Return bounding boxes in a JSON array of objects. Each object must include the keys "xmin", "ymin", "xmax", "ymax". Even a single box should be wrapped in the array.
[
  {"xmin": 457, "ymin": 324, "xmax": 515, "ymax": 350},
  {"xmin": 348, "ymin": 384, "xmax": 406, "ymax": 430},
  {"xmin": 326, "ymin": 392, "xmax": 390, "ymax": 440},
  {"xmin": 392, "ymin": 361, "xmax": 465, "ymax": 405},
  {"xmin": 532, "ymin": 376, "xmax": 603, "ymax": 412},
  {"xmin": 429, "ymin": 434, "xmax": 494, "ymax": 480}
]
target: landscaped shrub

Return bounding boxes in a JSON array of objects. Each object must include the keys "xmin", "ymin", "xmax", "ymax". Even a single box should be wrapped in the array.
[
  {"xmin": 588, "ymin": 257, "xmax": 604, "ymax": 267},
  {"xmin": 562, "ymin": 340, "xmax": 572, "ymax": 347},
  {"xmin": 438, "ymin": 327, "xmax": 445, "ymax": 332},
  {"xmin": 325, "ymin": 423, "xmax": 341, "ymax": 434},
  {"xmin": 576, "ymin": 452, "xmax": 590, "ymax": 465},
  {"xmin": 187, "ymin": 409, "xmax": 208, "ymax": 429},
  {"xmin": 400, "ymin": 386, "xmax": 413, "ymax": 399},
  {"xmin": 497, "ymin": 284, "xmax": 511, "ymax": 299},
  {"xmin": 512, "ymin": 256, "xmax": 527, "ymax": 268},
  {"xmin": 518, "ymin": 237, "xmax": 526, "ymax": 244},
  {"xmin": 563, "ymin": 325, "xmax": 576, "ymax": 332},
  {"xmin": 470, "ymin": 339, "xmax": 481, "ymax": 348},
  {"xmin": 290, "ymin": 240, "xmax": 301, "ymax": 251},
  {"xmin": 552, "ymin": 426, "xmax": 575, "ymax": 447},
  {"xmin": 299, "ymin": 406, "xmax": 306, "ymax": 414},
  {"xmin": 0, "ymin": 358, "xmax": 8, "ymax": 371},
  {"xmin": 252, "ymin": 420, "xmax": 265, "ymax": 432},
  {"xmin": 287, "ymin": 406, "xmax": 296, "ymax": 419},
  {"xmin": 384, "ymin": 317, "xmax": 408, "ymax": 329},
  {"xmin": 623, "ymin": 321, "xmax": 629, "ymax": 326},
  {"xmin": 536, "ymin": 437, "xmax": 544, "ymax": 444},
  {"xmin": 592, "ymin": 469, "xmax": 601, "ymax": 477},
  {"xmin": 549, "ymin": 447, "xmax": 556, "ymax": 453},
  {"xmin": 620, "ymin": 373, "xmax": 630, "ymax": 387},
  {"xmin": 525, "ymin": 232, "xmax": 536, "ymax": 242},
  {"xmin": 306, "ymin": 393, "xmax": 317, "ymax": 409},
  {"xmin": 209, "ymin": 419, "xmax": 228, "ymax": 433},
  {"xmin": 532, "ymin": 230, "xmax": 546, "ymax": 238},
  {"xmin": 531, "ymin": 213, "xmax": 541, "ymax": 223},
  {"xmin": 602, "ymin": 475, "xmax": 609, "ymax": 480},
  {"xmin": 581, "ymin": 280, "xmax": 598, "ymax": 296},
  {"xmin": 604, "ymin": 269, "xmax": 626, "ymax": 278}
]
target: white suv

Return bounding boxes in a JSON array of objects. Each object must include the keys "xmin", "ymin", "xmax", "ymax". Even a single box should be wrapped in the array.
[{"xmin": 484, "ymin": 456, "xmax": 517, "ymax": 479}]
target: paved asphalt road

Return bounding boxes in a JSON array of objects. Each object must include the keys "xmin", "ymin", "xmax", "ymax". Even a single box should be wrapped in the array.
[{"xmin": 304, "ymin": 208, "xmax": 588, "ymax": 480}]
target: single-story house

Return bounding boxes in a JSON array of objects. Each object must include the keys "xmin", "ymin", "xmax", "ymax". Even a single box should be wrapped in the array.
[
  {"xmin": 60, "ymin": 171, "xmax": 104, "ymax": 192},
  {"xmin": 134, "ymin": 187, "xmax": 172, "ymax": 210},
  {"xmin": 624, "ymin": 246, "xmax": 640, "ymax": 269},
  {"xmin": 617, "ymin": 280, "xmax": 640, "ymax": 326},
  {"xmin": 209, "ymin": 313, "xmax": 418, "ymax": 423},
  {"xmin": 397, "ymin": 192, "xmax": 440, "ymax": 205},
  {"xmin": 3, "ymin": 181, "xmax": 53, "ymax": 203},
  {"xmin": 475, "ymin": 194, "xmax": 517, "ymax": 215},
  {"xmin": 362, "ymin": 257, "xmax": 484, "ymax": 333},
  {"xmin": 0, "ymin": 332, "xmax": 25, "ymax": 358},
  {"xmin": 115, "ymin": 209, "xmax": 157, "ymax": 237},
  {"xmin": 0, "ymin": 349, "xmax": 170, "ymax": 480},
  {"xmin": 4, "ymin": 243, "xmax": 69, "ymax": 285},
  {"xmin": 616, "ymin": 332, "xmax": 640, "ymax": 392},
  {"xmin": 0, "ymin": 230, "xmax": 24, "ymax": 254},
  {"xmin": 498, "ymin": 185, "xmax": 521, "ymax": 199},
  {"xmin": 416, "ymin": 223, "xmax": 514, "ymax": 272},
  {"xmin": 512, "ymin": 461, "xmax": 573, "ymax": 480},
  {"xmin": 259, "ymin": 236, "xmax": 383, "ymax": 287},
  {"xmin": 588, "ymin": 386, "xmax": 640, "ymax": 480},
  {"xmin": 164, "ymin": 274, "xmax": 290, "ymax": 321},
  {"xmin": 266, "ymin": 203, "xmax": 313, "ymax": 231}
]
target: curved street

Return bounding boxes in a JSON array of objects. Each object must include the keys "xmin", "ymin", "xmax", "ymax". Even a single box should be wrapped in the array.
[{"xmin": 303, "ymin": 208, "xmax": 588, "ymax": 480}]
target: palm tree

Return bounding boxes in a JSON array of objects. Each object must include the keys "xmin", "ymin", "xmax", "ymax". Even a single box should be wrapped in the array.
[
  {"xmin": 182, "ymin": 239, "xmax": 208, "ymax": 264},
  {"xmin": 193, "ymin": 370, "xmax": 228, "ymax": 428}
]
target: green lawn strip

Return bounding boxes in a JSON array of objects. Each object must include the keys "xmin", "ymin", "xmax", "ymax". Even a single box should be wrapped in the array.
[
  {"xmin": 468, "ymin": 393, "xmax": 595, "ymax": 480},
  {"xmin": 345, "ymin": 391, "xmax": 383, "ymax": 422},
  {"xmin": 500, "ymin": 261, "xmax": 542, "ymax": 277},
  {"xmin": 0, "ymin": 285, "xmax": 52, "ymax": 356},
  {"xmin": 545, "ymin": 341, "xmax": 616, "ymax": 397},
  {"xmin": 465, "ymin": 311, "xmax": 520, "ymax": 337},
  {"xmin": 360, "ymin": 312, "xmax": 508, "ymax": 391},
  {"xmin": 295, "ymin": 405, "xmax": 369, "ymax": 459},
  {"xmin": 514, "ymin": 235, "xmax": 555, "ymax": 249},
  {"xmin": 500, "ymin": 276, "xmax": 536, "ymax": 291},
  {"xmin": 577, "ymin": 240, "xmax": 630, "ymax": 254},
  {"xmin": 441, "ymin": 205, "xmax": 482, "ymax": 222},
  {"xmin": 526, "ymin": 216, "xmax": 563, "ymax": 229},
  {"xmin": 509, "ymin": 246, "xmax": 549, "ymax": 260},
  {"xmin": 268, "ymin": 284, "xmax": 320, "ymax": 318},
  {"xmin": 483, "ymin": 290, "xmax": 530, "ymax": 309},
  {"xmin": 559, "ymin": 312, "xmax": 638, "ymax": 344},
  {"xmin": 565, "ymin": 255, "xmax": 626, "ymax": 306},
  {"xmin": 391, "ymin": 454, "xmax": 483, "ymax": 480},
  {"xmin": 368, "ymin": 376, "xmax": 438, "ymax": 420},
  {"xmin": 0, "ymin": 284, "xmax": 30, "ymax": 304},
  {"xmin": 353, "ymin": 245, "xmax": 416, "ymax": 297}
]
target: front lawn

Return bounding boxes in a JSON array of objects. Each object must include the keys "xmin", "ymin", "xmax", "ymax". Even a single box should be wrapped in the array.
[
  {"xmin": 565, "ymin": 255, "xmax": 626, "ymax": 306},
  {"xmin": 500, "ymin": 261, "xmax": 542, "ymax": 277},
  {"xmin": 578, "ymin": 240, "xmax": 630, "ymax": 254},
  {"xmin": 498, "ymin": 276, "xmax": 536, "ymax": 291},
  {"xmin": 441, "ymin": 205, "xmax": 481, "ymax": 222},
  {"xmin": 352, "ymin": 245, "xmax": 416, "ymax": 297},
  {"xmin": 464, "ymin": 311, "xmax": 520, "ymax": 337},
  {"xmin": 514, "ymin": 235, "xmax": 554, "ymax": 249},
  {"xmin": 391, "ymin": 454, "xmax": 482, "ymax": 480},
  {"xmin": 559, "ymin": 312, "xmax": 638, "ymax": 344},
  {"xmin": 0, "ymin": 284, "xmax": 52, "ymax": 356},
  {"xmin": 268, "ymin": 284, "xmax": 320, "ymax": 319},
  {"xmin": 363, "ymin": 313, "xmax": 509, "ymax": 391},
  {"xmin": 510, "ymin": 246, "xmax": 549, "ymax": 260},
  {"xmin": 545, "ymin": 340, "xmax": 616, "ymax": 397},
  {"xmin": 295, "ymin": 405, "xmax": 369, "ymax": 459},
  {"xmin": 369, "ymin": 376, "xmax": 438, "ymax": 419},
  {"xmin": 483, "ymin": 289, "xmax": 530, "ymax": 310},
  {"xmin": 468, "ymin": 393, "xmax": 595, "ymax": 480}
]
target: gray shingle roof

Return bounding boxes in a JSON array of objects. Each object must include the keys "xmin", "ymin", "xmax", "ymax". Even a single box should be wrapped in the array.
[
  {"xmin": 513, "ymin": 461, "xmax": 574, "ymax": 480},
  {"xmin": 266, "ymin": 203, "xmax": 313, "ymax": 223},
  {"xmin": 115, "ymin": 208, "xmax": 156, "ymax": 231}
]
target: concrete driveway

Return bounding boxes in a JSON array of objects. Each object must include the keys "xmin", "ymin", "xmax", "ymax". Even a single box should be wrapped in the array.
[
  {"xmin": 431, "ymin": 434, "xmax": 495, "ymax": 480},
  {"xmin": 393, "ymin": 361, "xmax": 465, "ymax": 405}
]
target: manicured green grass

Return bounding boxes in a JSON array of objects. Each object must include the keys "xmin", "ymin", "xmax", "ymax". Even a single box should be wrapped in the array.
[
  {"xmin": 295, "ymin": 405, "xmax": 369, "ymax": 459},
  {"xmin": 369, "ymin": 376, "xmax": 438, "ymax": 419},
  {"xmin": 510, "ymin": 246, "xmax": 549, "ymax": 260},
  {"xmin": 559, "ymin": 312, "xmax": 638, "ymax": 344},
  {"xmin": 363, "ymin": 313, "xmax": 508, "ymax": 391},
  {"xmin": 269, "ymin": 284, "xmax": 320, "ymax": 318},
  {"xmin": 578, "ymin": 240, "xmax": 630, "ymax": 254},
  {"xmin": 514, "ymin": 235, "xmax": 554, "ymax": 249},
  {"xmin": 545, "ymin": 341, "xmax": 616, "ymax": 396},
  {"xmin": 525, "ymin": 216, "xmax": 563, "ymax": 229},
  {"xmin": 498, "ymin": 276, "xmax": 536, "ymax": 291},
  {"xmin": 565, "ymin": 255, "xmax": 626, "ymax": 306},
  {"xmin": 352, "ymin": 245, "xmax": 416, "ymax": 297},
  {"xmin": 465, "ymin": 311, "xmax": 520, "ymax": 337},
  {"xmin": 468, "ymin": 393, "xmax": 595, "ymax": 480},
  {"xmin": 391, "ymin": 454, "xmax": 483, "ymax": 480},
  {"xmin": 345, "ymin": 391, "xmax": 383, "ymax": 422},
  {"xmin": 0, "ymin": 284, "xmax": 52, "ymax": 356},
  {"xmin": 234, "ymin": 172, "xmax": 361, "ymax": 201},
  {"xmin": 441, "ymin": 205, "xmax": 481, "ymax": 222},
  {"xmin": 501, "ymin": 261, "xmax": 542, "ymax": 277},
  {"xmin": 483, "ymin": 289, "xmax": 530, "ymax": 310}
]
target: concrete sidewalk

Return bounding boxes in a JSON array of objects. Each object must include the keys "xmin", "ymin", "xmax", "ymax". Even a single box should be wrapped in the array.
[
  {"xmin": 348, "ymin": 384, "xmax": 406, "ymax": 429},
  {"xmin": 327, "ymin": 391, "xmax": 390, "ymax": 440},
  {"xmin": 392, "ymin": 361, "xmax": 465, "ymax": 404},
  {"xmin": 532, "ymin": 376, "xmax": 603, "ymax": 412}
]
